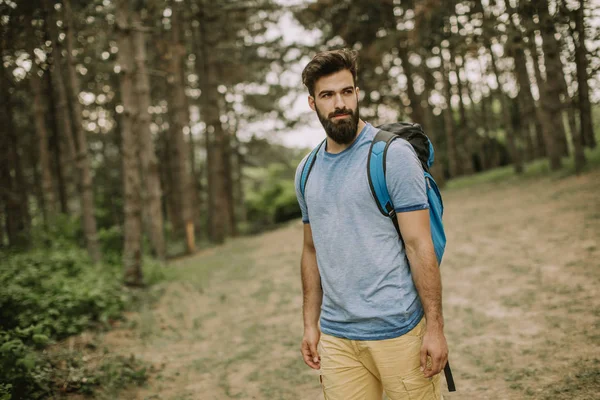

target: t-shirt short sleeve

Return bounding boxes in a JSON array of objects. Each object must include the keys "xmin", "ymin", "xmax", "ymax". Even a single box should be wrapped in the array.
[
  {"xmin": 385, "ymin": 139, "xmax": 429, "ymax": 213},
  {"xmin": 294, "ymin": 155, "xmax": 310, "ymax": 223}
]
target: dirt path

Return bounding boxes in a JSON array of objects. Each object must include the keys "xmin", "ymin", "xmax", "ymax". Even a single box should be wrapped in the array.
[{"xmin": 101, "ymin": 170, "xmax": 599, "ymax": 399}]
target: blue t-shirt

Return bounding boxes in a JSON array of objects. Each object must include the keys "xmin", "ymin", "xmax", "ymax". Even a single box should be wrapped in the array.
[{"xmin": 294, "ymin": 123, "xmax": 428, "ymax": 340}]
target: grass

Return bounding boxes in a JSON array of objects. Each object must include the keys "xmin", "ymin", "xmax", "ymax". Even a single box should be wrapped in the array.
[
  {"xmin": 162, "ymin": 240, "xmax": 256, "ymax": 291},
  {"xmin": 446, "ymin": 143, "xmax": 600, "ymax": 191},
  {"xmin": 538, "ymin": 359, "xmax": 600, "ymax": 400}
]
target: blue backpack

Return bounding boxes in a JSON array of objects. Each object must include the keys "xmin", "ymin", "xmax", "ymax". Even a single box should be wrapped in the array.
[
  {"xmin": 300, "ymin": 122, "xmax": 447, "ymax": 265},
  {"xmin": 299, "ymin": 122, "xmax": 455, "ymax": 392}
]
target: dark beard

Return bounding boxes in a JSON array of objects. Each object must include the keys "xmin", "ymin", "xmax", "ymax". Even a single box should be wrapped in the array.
[{"xmin": 316, "ymin": 104, "xmax": 360, "ymax": 145}]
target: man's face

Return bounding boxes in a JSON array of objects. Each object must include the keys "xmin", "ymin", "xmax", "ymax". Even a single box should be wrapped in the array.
[{"xmin": 308, "ymin": 69, "xmax": 360, "ymax": 145}]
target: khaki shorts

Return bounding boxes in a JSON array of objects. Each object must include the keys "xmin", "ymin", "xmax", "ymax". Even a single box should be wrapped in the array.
[{"xmin": 318, "ymin": 318, "xmax": 443, "ymax": 400}]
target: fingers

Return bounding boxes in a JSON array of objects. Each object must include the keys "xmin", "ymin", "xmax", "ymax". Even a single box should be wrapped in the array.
[
  {"xmin": 426, "ymin": 355, "xmax": 441, "ymax": 378},
  {"xmin": 310, "ymin": 342, "xmax": 321, "ymax": 365},
  {"xmin": 301, "ymin": 340, "xmax": 321, "ymax": 370},
  {"xmin": 420, "ymin": 346, "xmax": 428, "ymax": 373},
  {"xmin": 423, "ymin": 351, "xmax": 448, "ymax": 378}
]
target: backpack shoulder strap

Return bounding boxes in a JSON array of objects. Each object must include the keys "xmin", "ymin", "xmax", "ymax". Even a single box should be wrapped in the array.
[
  {"xmin": 299, "ymin": 139, "xmax": 326, "ymax": 202},
  {"xmin": 368, "ymin": 129, "xmax": 402, "ymax": 236}
]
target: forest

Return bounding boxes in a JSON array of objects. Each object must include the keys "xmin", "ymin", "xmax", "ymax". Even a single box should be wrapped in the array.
[{"xmin": 1, "ymin": 0, "xmax": 599, "ymax": 398}]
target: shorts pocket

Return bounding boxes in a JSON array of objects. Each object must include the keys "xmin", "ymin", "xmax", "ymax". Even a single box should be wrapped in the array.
[{"xmin": 398, "ymin": 368, "xmax": 441, "ymax": 400}]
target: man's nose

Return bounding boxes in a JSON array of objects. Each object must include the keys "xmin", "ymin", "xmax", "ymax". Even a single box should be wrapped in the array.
[{"xmin": 333, "ymin": 93, "xmax": 345, "ymax": 109}]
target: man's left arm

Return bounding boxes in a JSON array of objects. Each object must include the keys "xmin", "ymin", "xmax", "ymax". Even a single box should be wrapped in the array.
[{"xmin": 397, "ymin": 209, "xmax": 448, "ymax": 378}]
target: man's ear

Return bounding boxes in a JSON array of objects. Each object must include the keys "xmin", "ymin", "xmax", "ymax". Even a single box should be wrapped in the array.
[
  {"xmin": 308, "ymin": 95, "xmax": 316, "ymax": 111},
  {"xmin": 356, "ymin": 87, "xmax": 360, "ymax": 99}
]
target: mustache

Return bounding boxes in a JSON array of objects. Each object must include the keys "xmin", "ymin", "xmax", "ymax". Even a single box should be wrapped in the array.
[{"xmin": 328, "ymin": 109, "xmax": 352, "ymax": 119}]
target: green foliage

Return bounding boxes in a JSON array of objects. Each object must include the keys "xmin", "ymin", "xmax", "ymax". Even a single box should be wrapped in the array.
[
  {"xmin": 0, "ymin": 331, "xmax": 51, "ymax": 399},
  {"xmin": 0, "ymin": 240, "xmax": 161, "ymax": 398},
  {"xmin": 97, "ymin": 225, "xmax": 124, "ymax": 264},
  {"xmin": 244, "ymin": 163, "xmax": 302, "ymax": 233},
  {"xmin": 0, "ymin": 247, "xmax": 127, "ymax": 339},
  {"xmin": 29, "ymin": 214, "xmax": 84, "ymax": 249},
  {"xmin": 0, "ymin": 384, "xmax": 11, "ymax": 400}
]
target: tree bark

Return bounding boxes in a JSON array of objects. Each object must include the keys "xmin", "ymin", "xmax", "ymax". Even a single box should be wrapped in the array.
[
  {"xmin": 44, "ymin": 60, "xmax": 69, "ymax": 214},
  {"xmin": 573, "ymin": 0, "xmax": 596, "ymax": 149},
  {"xmin": 398, "ymin": 40, "xmax": 424, "ymax": 125},
  {"xmin": 169, "ymin": 4, "xmax": 196, "ymax": 252},
  {"xmin": 478, "ymin": 94, "xmax": 492, "ymax": 170},
  {"xmin": 453, "ymin": 52, "xmax": 474, "ymax": 174},
  {"xmin": 192, "ymin": 16, "xmax": 213, "ymax": 241},
  {"xmin": 61, "ymin": 0, "xmax": 101, "ymax": 262},
  {"xmin": 116, "ymin": 0, "xmax": 144, "ymax": 286},
  {"xmin": 528, "ymin": 1, "xmax": 566, "ymax": 169},
  {"xmin": 195, "ymin": 2, "xmax": 230, "ymax": 243},
  {"xmin": 419, "ymin": 53, "xmax": 446, "ymax": 187},
  {"xmin": 131, "ymin": 8, "xmax": 166, "ymax": 260},
  {"xmin": 526, "ymin": 33, "xmax": 553, "ymax": 159},
  {"xmin": 506, "ymin": 11, "xmax": 544, "ymax": 163},
  {"xmin": 232, "ymin": 131, "xmax": 248, "ymax": 224},
  {"xmin": 441, "ymin": 55, "xmax": 460, "ymax": 178},
  {"xmin": 26, "ymin": 18, "xmax": 57, "ymax": 222},
  {"xmin": 0, "ymin": 31, "xmax": 29, "ymax": 247},
  {"xmin": 486, "ymin": 39, "xmax": 523, "ymax": 174}
]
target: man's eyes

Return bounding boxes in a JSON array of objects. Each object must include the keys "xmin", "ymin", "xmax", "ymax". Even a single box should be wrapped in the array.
[{"xmin": 321, "ymin": 90, "xmax": 353, "ymax": 98}]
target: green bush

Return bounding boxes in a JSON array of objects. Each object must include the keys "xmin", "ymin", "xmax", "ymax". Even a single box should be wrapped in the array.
[
  {"xmin": 245, "ymin": 164, "xmax": 302, "ymax": 233},
  {"xmin": 0, "ymin": 384, "xmax": 11, "ymax": 400},
  {"xmin": 0, "ymin": 331, "xmax": 51, "ymax": 399},
  {"xmin": 0, "ymin": 248, "xmax": 127, "ymax": 339},
  {"xmin": 0, "ymin": 242, "xmax": 158, "ymax": 399}
]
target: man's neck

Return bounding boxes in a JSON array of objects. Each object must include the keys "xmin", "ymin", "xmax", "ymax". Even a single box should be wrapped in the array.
[{"xmin": 326, "ymin": 119, "xmax": 367, "ymax": 154}]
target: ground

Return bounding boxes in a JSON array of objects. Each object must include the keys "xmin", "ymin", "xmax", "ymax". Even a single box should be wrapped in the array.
[{"xmin": 67, "ymin": 169, "xmax": 600, "ymax": 399}]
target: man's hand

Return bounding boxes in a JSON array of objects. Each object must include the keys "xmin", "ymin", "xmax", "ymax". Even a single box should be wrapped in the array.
[
  {"xmin": 420, "ymin": 326, "xmax": 448, "ymax": 378},
  {"xmin": 301, "ymin": 326, "xmax": 321, "ymax": 369}
]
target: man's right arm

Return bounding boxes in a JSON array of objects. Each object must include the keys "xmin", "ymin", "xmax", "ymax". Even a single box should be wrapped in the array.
[{"xmin": 300, "ymin": 223, "xmax": 322, "ymax": 370}]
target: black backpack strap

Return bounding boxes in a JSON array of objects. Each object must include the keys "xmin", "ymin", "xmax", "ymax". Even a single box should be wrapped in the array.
[{"xmin": 299, "ymin": 139, "xmax": 326, "ymax": 203}]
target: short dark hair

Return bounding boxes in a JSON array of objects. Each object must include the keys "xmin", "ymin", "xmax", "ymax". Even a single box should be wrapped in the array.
[{"xmin": 301, "ymin": 48, "xmax": 358, "ymax": 97}]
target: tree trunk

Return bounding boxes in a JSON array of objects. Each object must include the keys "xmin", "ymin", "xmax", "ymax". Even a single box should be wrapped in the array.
[
  {"xmin": 441, "ymin": 56, "xmax": 460, "ymax": 178},
  {"xmin": 131, "ymin": 8, "xmax": 166, "ymax": 260},
  {"xmin": 26, "ymin": 18, "xmax": 57, "ymax": 223},
  {"xmin": 196, "ymin": 2, "xmax": 229, "ymax": 243},
  {"xmin": 0, "ymin": 32, "xmax": 29, "ymax": 247},
  {"xmin": 116, "ymin": 0, "xmax": 144, "ymax": 286},
  {"xmin": 556, "ymin": 34, "xmax": 579, "ymax": 156},
  {"xmin": 486, "ymin": 40, "xmax": 523, "ymax": 174},
  {"xmin": 192, "ymin": 16, "xmax": 213, "ymax": 241},
  {"xmin": 420, "ymin": 54, "xmax": 446, "ymax": 187},
  {"xmin": 61, "ymin": 0, "xmax": 101, "ymax": 262},
  {"xmin": 526, "ymin": 35, "xmax": 552, "ymax": 160},
  {"xmin": 478, "ymin": 95, "xmax": 492, "ymax": 170},
  {"xmin": 232, "ymin": 132, "xmax": 247, "ymax": 224},
  {"xmin": 44, "ymin": 62, "xmax": 69, "ymax": 214},
  {"xmin": 509, "ymin": 31, "xmax": 541, "ymax": 162},
  {"xmin": 453, "ymin": 53, "xmax": 474, "ymax": 174},
  {"xmin": 222, "ymin": 130, "xmax": 235, "ymax": 236},
  {"xmin": 573, "ymin": 0, "xmax": 596, "ymax": 149},
  {"xmin": 477, "ymin": 54, "xmax": 494, "ymax": 169},
  {"xmin": 528, "ymin": 2, "xmax": 566, "ymax": 169},
  {"xmin": 169, "ymin": 4, "xmax": 196, "ymax": 252},
  {"xmin": 398, "ymin": 40, "xmax": 424, "ymax": 124}
]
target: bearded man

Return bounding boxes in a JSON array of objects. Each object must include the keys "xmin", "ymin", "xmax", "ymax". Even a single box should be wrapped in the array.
[{"xmin": 294, "ymin": 48, "xmax": 448, "ymax": 400}]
